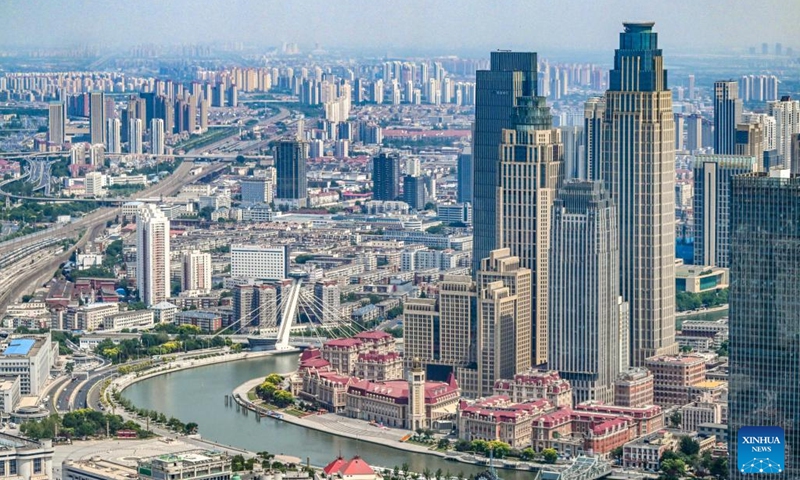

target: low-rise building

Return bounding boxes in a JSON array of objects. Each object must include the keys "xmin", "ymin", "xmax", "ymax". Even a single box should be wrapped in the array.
[
  {"xmin": 680, "ymin": 393, "xmax": 724, "ymax": 432},
  {"xmin": 0, "ymin": 335, "xmax": 58, "ymax": 396},
  {"xmin": 0, "ymin": 376, "xmax": 21, "ymax": 414},
  {"xmin": 103, "ymin": 310, "xmax": 155, "ymax": 331},
  {"xmin": 137, "ymin": 450, "xmax": 232, "ymax": 480},
  {"xmin": 574, "ymin": 402, "xmax": 664, "ymax": 437},
  {"xmin": 174, "ymin": 311, "xmax": 223, "ymax": 333},
  {"xmin": 457, "ymin": 396, "xmax": 554, "ymax": 449},
  {"xmin": 675, "ymin": 265, "xmax": 729, "ymax": 293},
  {"xmin": 345, "ymin": 375, "xmax": 460, "ymax": 429},
  {"xmin": 614, "ymin": 368, "xmax": 654, "ymax": 408},
  {"xmin": 644, "ymin": 354, "xmax": 706, "ymax": 407},
  {"xmin": 622, "ymin": 430, "xmax": 677, "ymax": 471},
  {"xmin": 62, "ymin": 458, "xmax": 137, "ymax": 480},
  {"xmin": 0, "ymin": 433, "xmax": 53, "ymax": 480},
  {"xmin": 354, "ymin": 352, "xmax": 403, "ymax": 382},
  {"xmin": 493, "ymin": 370, "xmax": 573, "ymax": 408}
]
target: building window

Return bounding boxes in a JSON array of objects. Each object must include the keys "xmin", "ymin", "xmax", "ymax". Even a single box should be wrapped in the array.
[
  {"xmin": 33, "ymin": 458, "xmax": 41, "ymax": 474},
  {"xmin": 9, "ymin": 459, "xmax": 16, "ymax": 475}
]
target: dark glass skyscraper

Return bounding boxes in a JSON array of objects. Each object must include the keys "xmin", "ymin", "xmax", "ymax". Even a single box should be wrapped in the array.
[
  {"xmin": 713, "ymin": 80, "xmax": 743, "ymax": 155},
  {"xmin": 403, "ymin": 175, "xmax": 426, "ymax": 210},
  {"xmin": 728, "ymin": 171, "xmax": 800, "ymax": 479},
  {"xmin": 472, "ymin": 51, "xmax": 537, "ymax": 274},
  {"xmin": 692, "ymin": 154, "xmax": 757, "ymax": 268},
  {"xmin": 457, "ymin": 147, "xmax": 473, "ymax": 203},
  {"xmin": 275, "ymin": 139, "xmax": 308, "ymax": 201},
  {"xmin": 601, "ymin": 23, "xmax": 678, "ymax": 366},
  {"xmin": 372, "ymin": 153, "xmax": 401, "ymax": 201}
]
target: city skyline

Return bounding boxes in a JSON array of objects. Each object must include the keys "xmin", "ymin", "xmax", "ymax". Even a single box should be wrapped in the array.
[{"xmin": 1, "ymin": 1, "xmax": 798, "ymax": 55}]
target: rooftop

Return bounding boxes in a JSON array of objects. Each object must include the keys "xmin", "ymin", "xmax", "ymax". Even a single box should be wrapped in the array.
[{"xmin": 3, "ymin": 339, "xmax": 34, "ymax": 356}]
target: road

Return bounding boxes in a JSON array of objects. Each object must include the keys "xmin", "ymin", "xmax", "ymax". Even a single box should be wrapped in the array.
[
  {"xmin": 0, "ymin": 104, "xmax": 292, "ymax": 311},
  {"xmin": 0, "ymin": 161, "xmax": 224, "ymax": 312}
]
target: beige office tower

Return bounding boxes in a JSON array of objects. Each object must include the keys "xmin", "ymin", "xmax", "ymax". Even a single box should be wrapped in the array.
[
  {"xmin": 497, "ymin": 95, "xmax": 563, "ymax": 366},
  {"xmin": 735, "ymin": 122, "xmax": 765, "ymax": 170},
  {"xmin": 402, "ymin": 298, "xmax": 437, "ymax": 363},
  {"xmin": 402, "ymin": 276, "xmax": 479, "ymax": 397},
  {"xmin": 48, "ymin": 102, "xmax": 66, "ymax": 145},
  {"xmin": 601, "ymin": 23, "xmax": 678, "ymax": 366},
  {"xmin": 476, "ymin": 248, "xmax": 532, "ymax": 396}
]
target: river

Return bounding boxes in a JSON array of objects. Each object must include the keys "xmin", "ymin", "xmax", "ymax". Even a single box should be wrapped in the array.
[{"xmin": 123, "ymin": 353, "xmax": 534, "ymax": 480}]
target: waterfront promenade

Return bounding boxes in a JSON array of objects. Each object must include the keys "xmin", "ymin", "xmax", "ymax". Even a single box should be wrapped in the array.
[{"xmin": 230, "ymin": 376, "xmax": 509, "ymax": 469}]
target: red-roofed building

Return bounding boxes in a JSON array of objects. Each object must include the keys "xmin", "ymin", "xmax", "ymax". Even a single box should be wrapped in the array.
[
  {"xmin": 345, "ymin": 374, "xmax": 460, "ymax": 429},
  {"xmin": 457, "ymin": 396, "xmax": 556, "ymax": 448},
  {"xmin": 300, "ymin": 370, "xmax": 355, "ymax": 413},
  {"xmin": 323, "ymin": 456, "xmax": 380, "ymax": 480},
  {"xmin": 321, "ymin": 332, "xmax": 398, "ymax": 378},
  {"xmin": 493, "ymin": 369, "xmax": 573, "ymax": 408},
  {"xmin": 574, "ymin": 401, "xmax": 664, "ymax": 436},
  {"xmin": 354, "ymin": 351, "xmax": 402, "ymax": 381}
]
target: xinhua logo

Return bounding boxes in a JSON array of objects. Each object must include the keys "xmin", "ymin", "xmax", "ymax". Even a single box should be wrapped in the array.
[{"xmin": 738, "ymin": 426, "xmax": 785, "ymax": 474}]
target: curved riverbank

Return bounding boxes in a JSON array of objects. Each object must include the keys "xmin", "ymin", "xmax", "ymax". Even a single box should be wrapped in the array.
[
  {"xmin": 106, "ymin": 349, "xmax": 300, "ymax": 459},
  {"xmin": 121, "ymin": 354, "xmax": 540, "ymax": 480},
  {"xmin": 231, "ymin": 376, "xmax": 541, "ymax": 472}
]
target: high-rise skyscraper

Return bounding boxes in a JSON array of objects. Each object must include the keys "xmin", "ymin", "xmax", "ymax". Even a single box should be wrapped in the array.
[
  {"xmin": 151, "ymin": 118, "xmax": 165, "ymax": 155},
  {"xmin": 583, "ymin": 97, "xmax": 605, "ymax": 181},
  {"xmin": 713, "ymin": 81, "xmax": 743, "ymax": 155},
  {"xmin": 136, "ymin": 205, "xmax": 171, "ymax": 306},
  {"xmin": 106, "ymin": 118, "xmax": 121, "ymax": 154},
  {"xmin": 402, "ymin": 275, "xmax": 479, "ymax": 397},
  {"xmin": 767, "ymin": 96, "xmax": 800, "ymax": 169},
  {"xmin": 728, "ymin": 170, "xmax": 800, "ymax": 479},
  {"xmin": 457, "ymin": 147, "xmax": 473, "ymax": 203},
  {"xmin": 275, "ymin": 139, "xmax": 308, "ymax": 205},
  {"xmin": 128, "ymin": 118, "xmax": 143, "ymax": 154},
  {"xmin": 372, "ymin": 153, "xmax": 401, "ymax": 201},
  {"xmin": 234, "ymin": 284, "xmax": 277, "ymax": 328},
  {"xmin": 313, "ymin": 280, "xmax": 340, "ymax": 324},
  {"xmin": 686, "ymin": 114, "xmax": 703, "ymax": 152},
  {"xmin": 693, "ymin": 155, "xmax": 758, "ymax": 268},
  {"xmin": 496, "ymin": 95, "xmax": 563, "ymax": 365},
  {"xmin": 181, "ymin": 250, "xmax": 212, "ymax": 294},
  {"xmin": 476, "ymin": 248, "xmax": 532, "ymax": 396},
  {"xmin": 548, "ymin": 181, "xmax": 628, "ymax": 404},
  {"xmin": 601, "ymin": 23, "xmax": 678, "ymax": 366},
  {"xmin": 673, "ymin": 113, "xmax": 685, "ymax": 151},
  {"xmin": 90, "ymin": 91, "xmax": 106, "ymax": 145},
  {"xmin": 472, "ymin": 51, "xmax": 537, "ymax": 275},
  {"xmin": 48, "ymin": 102, "xmax": 65, "ymax": 145},
  {"xmin": 403, "ymin": 175, "xmax": 427, "ymax": 210},
  {"xmin": 735, "ymin": 122, "xmax": 765, "ymax": 169}
]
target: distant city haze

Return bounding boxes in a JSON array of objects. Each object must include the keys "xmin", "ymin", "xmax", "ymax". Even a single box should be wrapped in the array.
[{"xmin": 2, "ymin": 0, "xmax": 798, "ymax": 55}]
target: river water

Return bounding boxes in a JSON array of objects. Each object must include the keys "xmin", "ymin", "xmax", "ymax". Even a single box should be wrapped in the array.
[{"xmin": 123, "ymin": 353, "xmax": 533, "ymax": 480}]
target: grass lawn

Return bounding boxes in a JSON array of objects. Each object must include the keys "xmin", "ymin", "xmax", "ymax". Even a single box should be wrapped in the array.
[{"xmin": 247, "ymin": 390, "xmax": 258, "ymax": 401}]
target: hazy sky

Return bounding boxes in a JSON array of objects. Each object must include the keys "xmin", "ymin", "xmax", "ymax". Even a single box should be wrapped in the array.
[{"xmin": 2, "ymin": 0, "xmax": 799, "ymax": 55}]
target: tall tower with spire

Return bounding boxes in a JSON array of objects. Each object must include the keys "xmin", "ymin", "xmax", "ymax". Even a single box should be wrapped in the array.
[
  {"xmin": 601, "ymin": 23, "xmax": 678, "ymax": 366},
  {"xmin": 496, "ymin": 95, "xmax": 564, "ymax": 366}
]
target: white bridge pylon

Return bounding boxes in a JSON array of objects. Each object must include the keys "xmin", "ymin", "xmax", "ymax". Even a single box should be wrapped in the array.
[{"xmin": 275, "ymin": 279, "xmax": 302, "ymax": 350}]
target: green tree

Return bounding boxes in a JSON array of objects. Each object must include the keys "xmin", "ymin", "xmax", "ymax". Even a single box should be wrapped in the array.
[
  {"xmin": 659, "ymin": 458, "xmax": 687, "ymax": 480},
  {"xmin": 679, "ymin": 436, "xmax": 700, "ymax": 456},
  {"xmin": 541, "ymin": 448, "xmax": 558, "ymax": 464},
  {"xmin": 264, "ymin": 373, "xmax": 283, "ymax": 385},
  {"xmin": 669, "ymin": 411, "xmax": 682, "ymax": 428},
  {"xmin": 520, "ymin": 448, "xmax": 536, "ymax": 461},
  {"xmin": 272, "ymin": 390, "xmax": 294, "ymax": 408},
  {"xmin": 437, "ymin": 438, "xmax": 450, "ymax": 450}
]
